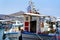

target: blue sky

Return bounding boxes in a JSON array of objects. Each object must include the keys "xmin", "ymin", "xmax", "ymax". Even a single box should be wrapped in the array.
[{"xmin": 0, "ymin": 0, "xmax": 60, "ymax": 17}]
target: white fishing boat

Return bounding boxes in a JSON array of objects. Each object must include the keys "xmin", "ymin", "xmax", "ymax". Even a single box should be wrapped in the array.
[{"xmin": 3, "ymin": 20, "xmax": 23, "ymax": 40}]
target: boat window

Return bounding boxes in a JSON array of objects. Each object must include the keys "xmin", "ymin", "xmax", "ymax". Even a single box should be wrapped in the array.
[
  {"xmin": 12, "ymin": 22, "xmax": 16, "ymax": 24},
  {"xmin": 26, "ymin": 16, "xmax": 29, "ymax": 21},
  {"xmin": 17, "ymin": 22, "xmax": 20, "ymax": 24},
  {"xmin": 13, "ymin": 24, "xmax": 23, "ymax": 27},
  {"xmin": 13, "ymin": 25, "xmax": 19, "ymax": 27},
  {"xmin": 20, "ymin": 24, "xmax": 23, "ymax": 27}
]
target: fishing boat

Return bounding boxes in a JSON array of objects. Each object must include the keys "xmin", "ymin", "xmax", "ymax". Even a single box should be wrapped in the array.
[
  {"xmin": 2, "ymin": 20, "xmax": 23, "ymax": 40},
  {"xmin": 2, "ymin": 0, "xmax": 58, "ymax": 40}
]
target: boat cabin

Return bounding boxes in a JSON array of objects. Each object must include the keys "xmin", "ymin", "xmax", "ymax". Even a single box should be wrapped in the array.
[
  {"xmin": 10, "ymin": 12, "xmax": 56, "ymax": 34},
  {"xmin": 14, "ymin": 13, "xmax": 40, "ymax": 33}
]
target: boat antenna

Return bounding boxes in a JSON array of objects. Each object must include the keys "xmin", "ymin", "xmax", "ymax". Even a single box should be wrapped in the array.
[{"xmin": 27, "ymin": 0, "xmax": 36, "ymax": 13}]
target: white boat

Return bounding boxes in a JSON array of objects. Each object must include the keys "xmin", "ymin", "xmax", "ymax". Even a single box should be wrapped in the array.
[{"xmin": 3, "ymin": 20, "xmax": 23, "ymax": 40}]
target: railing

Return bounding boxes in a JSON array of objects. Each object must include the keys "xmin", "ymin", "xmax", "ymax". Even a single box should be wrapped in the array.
[{"xmin": 22, "ymin": 31, "xmax": 57, "ymax": 40}]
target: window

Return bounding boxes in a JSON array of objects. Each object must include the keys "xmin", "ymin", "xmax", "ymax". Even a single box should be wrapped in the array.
[
  {"xmin": 17, "ymin": 22, "xmax": 20, "ymax": 24},
  {"xmin": 26, "ymin": 16, "xmax": 29, "ymax": 21}
]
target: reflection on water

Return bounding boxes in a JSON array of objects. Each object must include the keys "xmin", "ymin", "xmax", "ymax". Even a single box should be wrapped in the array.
[
  {"xmin": 0, "ymin": 29, "xmax": 9, "ymax": 40},
  {"xmin": 0, "ymin": 29, "xmax": 4, "ymax": 40},
  {"xmin": 0, "ymin": 29, "xmax": 18, "ymax": 40}
]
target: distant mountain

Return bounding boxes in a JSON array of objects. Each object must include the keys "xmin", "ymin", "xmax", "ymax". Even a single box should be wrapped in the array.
[
  {"xmin": 9, "ymin": 11, "xmax": 25, "ymax": 16},
  {"xmin": 0, "ymin": 11, "xmax": 25, "ymax": 20},
  {"xmin": 0, "ymin": 14, "xmax": 6, "ymax": 20},
  {"xmin": 0, "ymin": 14, "xmax": 18, "ymax": 20}
]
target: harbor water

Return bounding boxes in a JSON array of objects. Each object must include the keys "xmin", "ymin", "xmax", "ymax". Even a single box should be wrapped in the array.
[
  {"xmin": 0, "ymin": 29, "xmax": 10, "ymax": 40},
  {"xmin": 0, "ymin": 29, "xmax": 4, "ymax": 40}
]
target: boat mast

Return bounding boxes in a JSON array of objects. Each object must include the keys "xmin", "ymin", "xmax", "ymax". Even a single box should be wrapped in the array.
[{"xmin": 27, "ymin": 0, "xmax": 36, "ymax": 13}]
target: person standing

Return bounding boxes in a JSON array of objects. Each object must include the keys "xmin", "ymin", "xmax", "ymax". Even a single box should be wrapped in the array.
[{"xmin": 18, "ymin": 26, "xmax": 22, "ymax": 40}]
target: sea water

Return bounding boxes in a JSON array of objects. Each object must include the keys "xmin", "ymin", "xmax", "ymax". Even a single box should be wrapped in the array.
[
  {"xmin": 0, "ymin": 29, "xmax": 4, "ymax": 40},
  {"xmin": 0, "ymin": 29, "xmax": 9, "ymax": 40}
]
